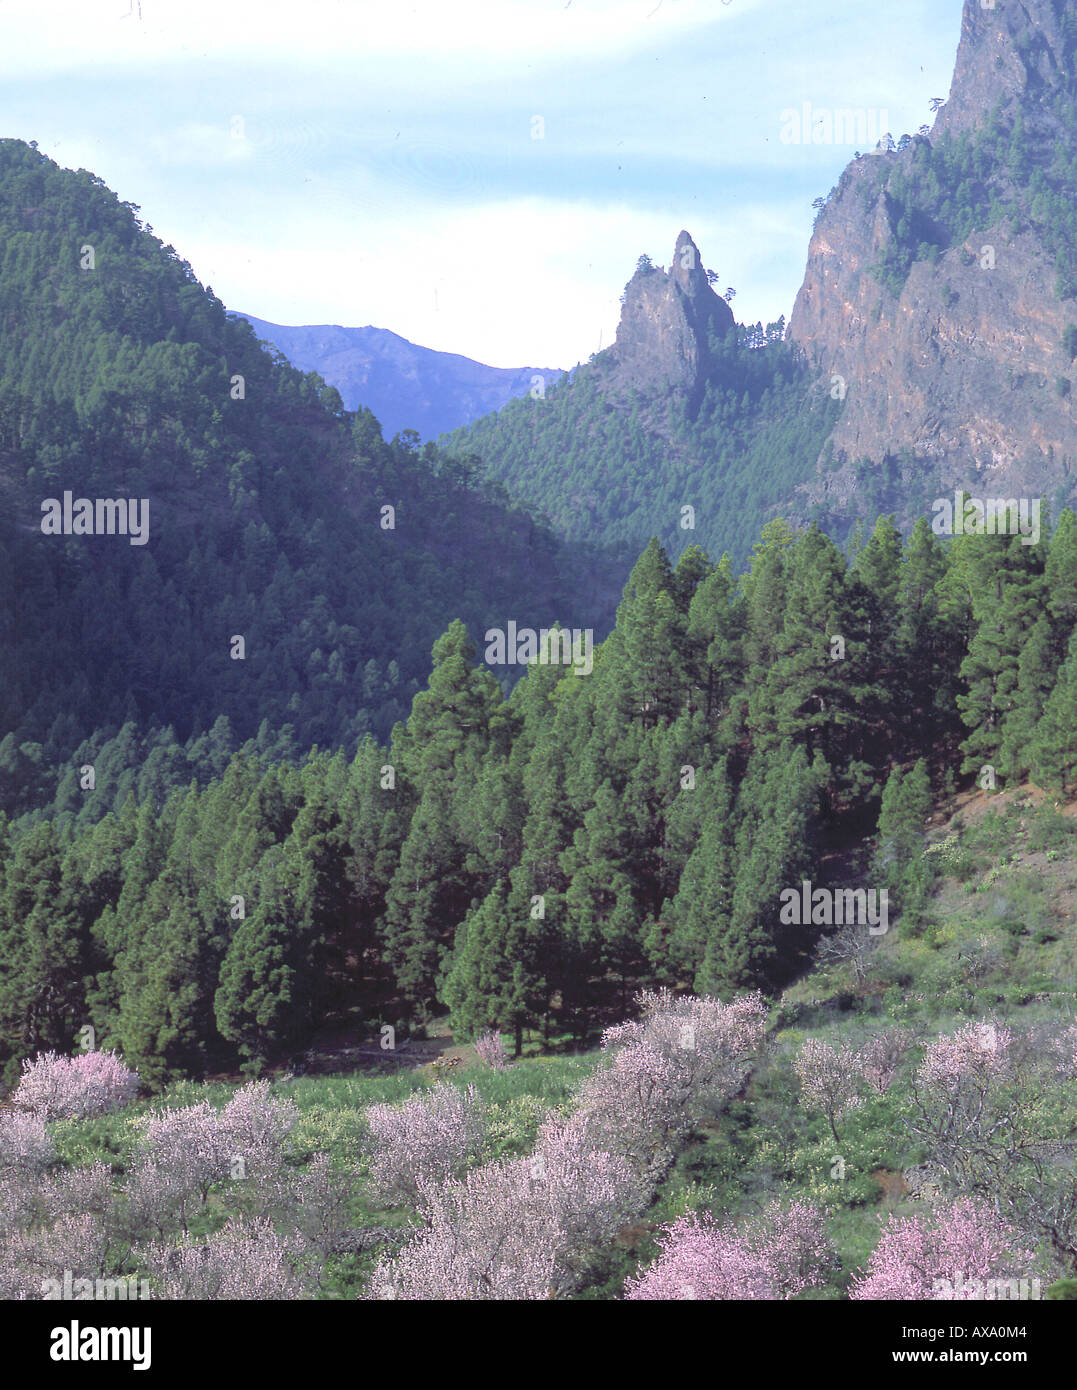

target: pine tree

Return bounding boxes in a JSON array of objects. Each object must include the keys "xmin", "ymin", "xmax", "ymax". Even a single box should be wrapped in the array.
[
  {"xmin": 874, "ymin": 759, "xmax": 933, "ymax": 926},
  {"xmin": 444, "ymin": 880, "xmax": 532, "ymax": 1055},
  {"xmin": 661, "ymin": 765, "xmax": 734, "ymax": 984},
  {"xmin": 214, "ymin": 881, "xmax": 298, "ymax": 1073},
  {"xmin": 1030, "ymin": 628, "xmax": 1077, "ymax": 795},
  {"xmin": 895, "ymin": 518, "xmax": 957, "ymax": 763},
  {"xmin": 951, "ymin": 529, "xmax": 1047, "ymax": 778},
  {"xmin": 0, "ymin": 821, "xmax": 85, "ymax": 1068},
  {"xmin": 699, "ymin": 745, "xmax": 820, "ymax": 993},
  {"xmin": 997, "ymin": 613, "xmax": 1056, "ymax": 782}
]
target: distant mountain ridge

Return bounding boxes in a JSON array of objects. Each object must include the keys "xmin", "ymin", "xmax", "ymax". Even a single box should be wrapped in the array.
[{"xmin": 232, "ymin": 313, "xmax": 565, "ymax": 441}]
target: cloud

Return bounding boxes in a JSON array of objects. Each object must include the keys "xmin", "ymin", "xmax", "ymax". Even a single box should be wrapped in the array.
[
  {"xmin": 0, "ymin": 0, "xmax": 966, "ymax": 366},
  {"xmin": 0, "ymin": 0, "xmax": 759, "ymax": 78}
]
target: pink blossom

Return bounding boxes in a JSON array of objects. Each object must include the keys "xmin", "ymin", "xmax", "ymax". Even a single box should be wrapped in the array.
[
  {"xmin": 368, "ymin": 1159, "xmax": 559, "ymax": 1300},
  {"xmin": 127, "ymin": 1083, "xmax": 296, "ymax": 1236},
  {"xmin": 12, "ymin": 1050, "xmax": 140, "ymax": 1120},
  {"xmin": 137, "ymin": 1219, "xmax": 310, "ymax": 1300},
  {"xmin": 793, "ymin": 1038, "xmax": 865, "ymax": 1141},
  {"xmin": 583, "ymin": 990, "xmax": 768, "ymax": 1177},
  {"xmin": 850, "ymin": 1198, "xmax": 1037, "ymax": 1300},
  {"xmin": 364, "ymin": 1081, "xmax": 488, "ymax": 1207},
  {"xmin": 918, "ymin": 1022, "xmax": 1013, "ymax": 1094},
  {"xmin": 626, "ymin": 1200, "xmax": 831, "ymax": 1301},
  {"xmin": 0, "ymin": 1211, "xmax": 110, "ymax": 1300},
  {"xmin": 367, "ymin": 1106, "xmax": 649, "ymax": 1300},
  {"xmin": 855, "ymin": 1028, "xmax": 914, "ymax": 1095},
  {"xmin": 0, "ymin": 1109, "xmax": 54, "ymax": 1171},
  {"xmin": 290, "ymin": 1153, "xmax": 360, "ymax": 1259},
  {"xmin": 368, "ymin": 991, "xmax": 769, "ymax": 1299},
  {"xmin": 474, "ymin": 1031, "xmax": 509, "ymax": 1070}
]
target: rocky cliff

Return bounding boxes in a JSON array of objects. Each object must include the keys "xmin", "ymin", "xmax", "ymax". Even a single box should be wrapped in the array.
[
  {"xmin": 609, "ymin": 230, "xmax": 735, "ymax": 408},
  {"xmin": 788, "ymin": 0, "xmax": 1077, "ymax": 518}
]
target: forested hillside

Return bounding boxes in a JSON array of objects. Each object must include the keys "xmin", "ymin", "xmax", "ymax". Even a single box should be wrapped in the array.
[
  {"xmin": 0, "ymin": 139, "xmax": 612, "ymax": 824},
  {"xmin": 442, "ymin": 277, "xmax": 845, "ymax": 573},
  {"xmin": 5, "ymin": 506, "xmax": 1074, "ymax": 1087}
]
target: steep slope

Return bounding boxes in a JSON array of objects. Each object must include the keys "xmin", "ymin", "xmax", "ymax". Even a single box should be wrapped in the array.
[
  {"xmin": 449, "ymin": 5, "xmax": 1077, "ymax": 559},
  {"xmin": 233, "ymin": 313, "xmax": 564, "ymax": 442},
  {"xmin": 0, "ymin": 139, "xmax": 611, "ymax": 820},
  {"xmin": 443, "ymin": 231, "xmax": 842, "ymax": 571},
  {"xmin": 788, "ymin": 0, "xmax": 1077, "ymax": 519}
]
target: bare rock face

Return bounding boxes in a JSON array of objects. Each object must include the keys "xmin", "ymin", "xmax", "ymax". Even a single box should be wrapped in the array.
[
  {"xmin": 788, "ymin": 0, "xmax": 1077, "ymax": 518},
  {"xmin": 934, "ymin": 0, "xmax": 1070, "ymax": 142},
  {"xmin": 610, "ymin": 230, "xmax": 735, "ymax": 406}
]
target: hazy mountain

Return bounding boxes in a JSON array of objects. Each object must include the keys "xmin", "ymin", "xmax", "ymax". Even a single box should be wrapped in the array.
[{"xmin": 232, "ymin": 313, "xmax": 565, "ymax": 441}]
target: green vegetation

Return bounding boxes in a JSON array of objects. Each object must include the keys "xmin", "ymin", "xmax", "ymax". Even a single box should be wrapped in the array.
[
  {"xmin": 0, "ymin": 138, "xmax": 608, "ymax": 824},
  {"xmin": 868, "ymin": 86, "xmax": 1077, "ymax": 301},
  {"xmin": 441, "ymin": 320, "xmax": 844, "ymax": 573},
  {"xmin": 4, "ymin": 508, "xmax": 1074, "ymax": 1085},
  {"xmin": 33, "ymin": 797, "xmax": 1077, "ymax": 1299}
]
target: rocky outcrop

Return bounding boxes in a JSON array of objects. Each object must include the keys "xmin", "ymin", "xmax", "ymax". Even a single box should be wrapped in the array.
[
  {"xmin": 934, "ymin": 0, "xmax": 1071, "ymax": 142},
  {"xmin": 788, "ymin": 0, "xmax": 1077, "ymax": 516},
  {"xmin": 609, "ymin": 230, "xmax": 735, "ymax": 407}
]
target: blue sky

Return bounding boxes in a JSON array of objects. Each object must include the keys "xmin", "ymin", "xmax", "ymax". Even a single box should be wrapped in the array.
[{"xmin": 0, "ymin": 0, "xmax": 965, "ymax": 367}]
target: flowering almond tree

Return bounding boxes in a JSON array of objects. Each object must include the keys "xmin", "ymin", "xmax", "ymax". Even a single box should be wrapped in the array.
[
  {"xmin": 127, "ymin": 1081, "xmax": 298, "ymax": 1236},
  {"xmin": 367, "ymin": 1159, "xmax": 560, "ymax": 1301},
  {"xmin": 911, "ymin": 1021, "xmax": 1050, "ymax": 1191},
  {"xmin": 367, "ymin": 1109, "xmax": 648, "ymax": 1300},
  {"xmin": 581, "ymin": 990, "xmax": 768, "ymax": 1179},
  {"xmin": 793, "ymin": 1038, "xmax": 866, "ymax": 1142},
  {"xmin": 363, "ymin": 1081, "xmax": 488, "ymax": 1207},
  {"xmin": 0, "ymin": 1212, "xmax": 110, "ymax": 1301},
  {"xmin": 474, "ymin": 1030, "xmax": 509, "ymax": 1070},
  {"xmin": 909, "ymin": 1020, "xmax": 1077, "ymax": 1268},
  {"xmin": 0, "ymin": 1108, "xmax": 54, "ymax": 1172},
  {"xmin": 626, "ymin": 1200, "xmax": 832, "ymax": 1301},
  {"xmin": 850, "ymin": 1198, "xmax": 1037, "ymax": 1300},
  {"xmin": 855, "ymin": 1027, "xmax": 915, "ymax": 1096},
  {"xmin": 367, "ymin": 989, "xmax": 769, "ymax": 1298},
  {"xmin": 137, "ymin": 1219, "xmax": 311, "ymax": 1300},
  {"xmin": 11, "ymin": 1050, "xmax": 140, "ymax": 1120}
]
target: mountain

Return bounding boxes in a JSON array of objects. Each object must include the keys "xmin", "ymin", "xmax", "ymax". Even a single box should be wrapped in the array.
[
  {"xmin": 0, "ymin": 138, "xmax": 611, "ymax": 824},
  {"xmin": 442, "ymin": 231, "xmax": 841, "ymax": 570},
  {"xmin": 788, "ymin": 0, "xmax": 1077, "ymax": 518},
  {"xmin": 448, "ymin": 0, "xmax": 1077, "ymax": 560},
  {"xmin": 232, "ymin": 314, "xmax": 565, "ymax": 442}
]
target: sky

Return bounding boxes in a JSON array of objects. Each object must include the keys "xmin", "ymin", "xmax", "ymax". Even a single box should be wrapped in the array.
[{"xmin": 0, "ymin": 0, "xmax": 966, "ymax": 368}]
